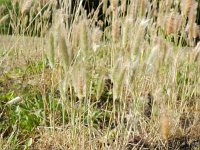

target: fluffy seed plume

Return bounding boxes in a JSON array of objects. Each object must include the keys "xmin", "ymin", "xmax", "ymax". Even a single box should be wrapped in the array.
[
  {"xmin": 80, "ymin": 19, "xmax": 89, "ymax": 54},
  {"xmin": 161, "ymin": 113, "xmax": 170, "ymax": 141},
  {"xmin": 6, "ymin": 97, "xmax": 22, "ymax": 106},
  {"xmin": 186, "ymin": 23, "xmax": 200, "ymax": 40},
  {"xmin": 181, "ymin": 0, "xmax": 194, "ymax": 17},
  {"xmin": 112, "ymin": 60, "xmax": 120, "ymax": 82},
  {"xmin": 111, "ymin": 0, "xmax": 118, "ymax": 11},
  {"xmin": 165, "ymin": 13, "xmax": 181, "ymax": 35},
  {"xmin": 92, "ymin": 28, "xmax": 102, "ymax": 52},
  {"xmin": 111, "ymin": 0, "xmax": 119, "ymax": 43},
  {"xmin": 146, "ymin": 45, "xmax": 159, "ymax": 71},
  {"xmin": 121, "ymin": 0, "xmax": 127, "ymax": 13},
  {"xmin": 72, "ymin": 66, "xmax": 87, "ymax": 99},
  {"xmin": 132, "ymin": 19, "xmax": 149, "ymax": 55},
  {"xmin": 122, "ymin": 17, "xmax": 132, "ymax": 48},
  {"xmin": 188, "ymin": 1, "xmax": 198, "ymax": 25},
  {"xmin": 58, "ymin": 25, "xmax": 70, "ymax": 69},
  {"xmin": 48, "ymin": 32, "xmax": 55, "ymax": 68},
  {"xmin": 113, "ymin": 67, "xmax": 126, "ymax": 100},
  {"xmin": 112, "ymin": 19, "xmax": 119, "ymax": 43},
  {"xmin": 71, "ymin": 24, "xmax": 80, "ymax": 50},
  {"xmin": 21, "ymin": 0, "xmax": 34, "ymax": 14}
]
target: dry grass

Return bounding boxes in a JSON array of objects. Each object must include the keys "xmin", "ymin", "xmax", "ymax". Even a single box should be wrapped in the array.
[{"xmin": 0, "ymin": 0, "xmax": 200, "ymax": 149}]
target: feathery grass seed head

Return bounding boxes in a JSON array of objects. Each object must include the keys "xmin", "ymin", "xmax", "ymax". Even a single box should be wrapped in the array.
[
  {"xmin": 122, "ymin": 17, "xmax": 132, "ymax": 48},
  {"xmin": 80, "ymin": 19, "xmax": 89, "ymax": 54},
  {"xmin": 165, "ymin": 13, "xmax": 181, "ymax": 35},
  {"xmin": 189, "ymin": 2, "xmax": 198, "ymax": 22},
  {"xmin": 92, "ymin": 28, "xmax": 102, "ymax": 52},
  {"xmin": 161, "ymin": 113, "xmax": 170, "ymax": 141},
  {"xmin": 71, "ymin": 65, "xmax": 87, "ymax": 99},
  {"xmin": 181, "ymin": 0, "xmax": 193, "ymax": 17},
  {"xmin": 21, "ymin": 0, "xmax": 34, "ymax": 14},
  {"xmin": 58, "ymin": 25, "xmax": 70, "ymax": 69},
  {"xmin": 113, "ymin": 67, "xmax": 126, "ymax": 100},
  {"xmin": 111, "ymin": 0, "xmax": 118, "ymax": 11},
  {"xmin": 48, "ymin": 32, "xmax": 55, "ymax": 68}
]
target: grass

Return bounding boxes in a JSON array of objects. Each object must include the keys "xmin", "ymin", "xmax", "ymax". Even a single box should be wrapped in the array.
[{"xmin": 0, "ymin": 0, "xmax": 200, "ymax": 149}]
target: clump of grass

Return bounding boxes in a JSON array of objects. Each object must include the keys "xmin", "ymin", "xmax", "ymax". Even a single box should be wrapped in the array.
[{"xmin": 1, "ymin": 0, "xmax": 200, "ymax": 149}]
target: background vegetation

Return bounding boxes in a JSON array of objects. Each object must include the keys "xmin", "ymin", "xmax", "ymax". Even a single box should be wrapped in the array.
[{"xmin": 0, "ymin": 0, "xmax": 200, "ymax": 149}]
